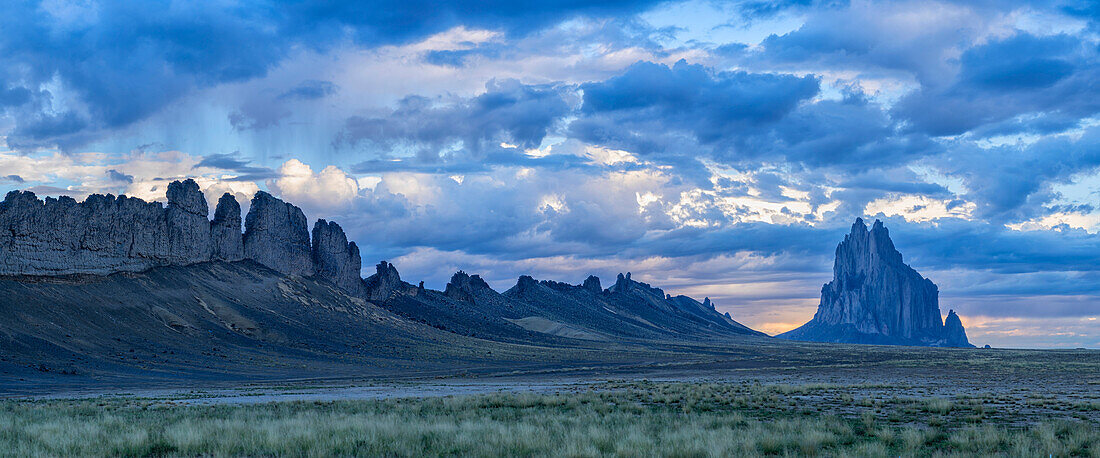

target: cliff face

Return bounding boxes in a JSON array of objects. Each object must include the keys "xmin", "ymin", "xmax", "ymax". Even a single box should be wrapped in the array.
[
  {"xmin": 0, "ymin": 181, "xmax": 364, "ymax": 295},
  {"xmin": 165, "ymin": 179, "xmax": 213, "ymax": 264},
  {"xmin": 778, "ymin": 218, "xmax": 972, "ymax": 347},
  {"xmin": 0, "ymin": 180, "xmax": 215, "ymax": 276},
  {"xmin": 311, "ymin": 219, "xmax": 363, "ymax": 296},
  {"xmin": 210, "ymin": 193, "xmax": 244, "ymax": 261},
  {"xmin": 242, "ymin": 191, "xmax": 313, "ymax": 277}
]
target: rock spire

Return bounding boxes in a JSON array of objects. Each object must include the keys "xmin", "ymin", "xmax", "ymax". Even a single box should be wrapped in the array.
[
  {"xmin": 778, "ymin": 218, "xmax": 972, "ymax": 347},
  {"xmin": 243, "ymin": 191, "xmax": 313, "ymax": 276}
]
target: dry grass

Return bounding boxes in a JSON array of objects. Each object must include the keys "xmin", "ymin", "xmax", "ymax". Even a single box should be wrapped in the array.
[{"xmin": 1, "ymin": 381, "xmax": 1097, "ymax": 457}]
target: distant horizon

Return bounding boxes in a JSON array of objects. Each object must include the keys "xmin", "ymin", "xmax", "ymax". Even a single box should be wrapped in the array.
[{"xmin": 2, "ymin": 0, "xmax": 1099, "ymax": 348}]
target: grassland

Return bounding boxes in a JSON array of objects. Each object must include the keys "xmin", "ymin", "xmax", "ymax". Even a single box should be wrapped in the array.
[{"xmin": 3, "ymin": 380, "xmax": 1098, "ymax": 457}]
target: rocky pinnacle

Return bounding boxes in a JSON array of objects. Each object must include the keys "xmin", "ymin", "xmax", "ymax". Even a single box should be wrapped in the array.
[{"xmin": 779, "ymin": 218, "xmax": 973, "ymax": 347}]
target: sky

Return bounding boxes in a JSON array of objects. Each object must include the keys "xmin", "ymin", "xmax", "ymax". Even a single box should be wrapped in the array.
[{"xmin": 2, "ymin": 0, "xmax": 1099, "ymax": 348}]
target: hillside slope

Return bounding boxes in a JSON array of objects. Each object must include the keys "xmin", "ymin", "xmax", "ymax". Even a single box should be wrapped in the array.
[
  {"xmin": 361, "ymin": 262, "xmax": 763, "ymax": 345},
  {"xmin": 0, "ymin": 262, "xmax": 620, "ymax": 391}
]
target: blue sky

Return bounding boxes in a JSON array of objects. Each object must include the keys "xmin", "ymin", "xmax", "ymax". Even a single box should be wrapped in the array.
[{"xmin": 2, "ymin": 0, "xmax": 1099, "ymax": 348}]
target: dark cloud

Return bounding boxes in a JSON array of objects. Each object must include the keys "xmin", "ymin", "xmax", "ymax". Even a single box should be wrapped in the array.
[
  {"xmin": 894, "ymin": 32, "xmax": 1100, "ymax": 137},
  {"xmin": 735, "ymin": 0, "xmax": 849, "ymax": 20},
  {"xmin": 886, "ymin": 218, "xmax": 1100, "ymax": 275},
  {"xmin": 277, "ymin": 80, "xmax": 338, "ymax": 101},
  {"xmin": 1061, "ymin": 0, "xmax": 1100, "ymax": 30},
  {"xmin": 106, "ymin": 169, "xmax": 133, "ymax": 184},
  {"xmin": 0, "ymin": 0, "xmax": 663, "ymax": 150},
  {"xmin": 571, "ymin": 60, "xmax": 819, "ymax": 161},
  {"xmin": 569, "ymin": 60, "xmax": 934, "ymax": 171},
  {"xmin": 743, "ymin": 95, "xmax": 937, "ymax": 169},
  {"xmin": 931, "ymin": 125, "xmax": 1100, "ymax": 221},
  {"xmin": 580, "ymin": 60, "xmax": 818, "ymax": 135},
  {"xmin": 350, "ymin": 148, "xmax": 608, "ymax": 175},
  {"xmin": 339, "ymin": 79, "xmax": 571, "ymax": 160},
  {"xmin": 0, "ymin": 86, "xmax": 32, "ymax": 108},
  {"xmin": 192, "ymin": 154, "xmax": 277, "ymax": 181},
  {"xmin": 753, "ymin": 8, "xmax": 960, "ymax": 83},
  {"xmin": 0, "ymin": 1, "xmax": 286, "ymax": 148},
  {"xmin": 10, "ymin": 111, "xmax": 89, "ymax": 148},
  {"xmin": 837, "ymin": 172, "xmax": 950, "ymax": 197},
  {"xmin": 280, "ymin": 0, "xmax": 665, "ymax": 46},
  {"xmin": 423, "ymin": 45, "xmax": 505, "ymax": 67}
]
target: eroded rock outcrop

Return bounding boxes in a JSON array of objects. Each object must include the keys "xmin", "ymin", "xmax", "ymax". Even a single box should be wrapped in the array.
[
  {"xmin": 445, "ymin": 271, "xmax": 491, "ymax": 302},
  {"xmin": 611, "ymin": 272, "xmax": 633, "ymax": 293},
  {"xmin": 0, "ymin": 179, "xmax": 224, "ymax": 276},
  {"xmin": 778, "ymin": 218, "xmax": 972, "ymax": 347},
  {"xmin": 210, "ymin": 193, "xmax": 244, "ymax": 261},
  {"xmin": 0, "ymin": 182, "xmax": 368, "ymax": 297},
  {"xmin": 363, "ymin": 260, "xmax": 406, "ymax": 301},
  {"xmin": 165, "ymin": 179, "xmax": 212, "ymax": 264},
  {"xmin": 582, "ymin": 275, "xmax": 602, "ymax": 294},
  {"xmin": 243, "ymin": 191, "xmax": 313, "ymax": 276},
  {"xmin": 943, "ymin": 310, "xmax": 971, "ymax": 348},
  {"xmin": 512, "ymin": 275, "xmax": 539, "ymax": 294},
  {"xmin": 311, "ymin": 219, "xmax": 363, "ymax": 295}
]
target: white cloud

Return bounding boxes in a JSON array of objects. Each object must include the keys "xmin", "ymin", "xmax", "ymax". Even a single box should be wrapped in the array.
[
  {"xmin": 0, "ymin": 149, "xmax": 262, "ymax": 213},
  {"xmin": 865, "ymin": 194, "xmax": 975, "ymax": 223},
  {"xmin": 1007, "ymin": 212, "xmax": 1100, "ymax": 234},
  {"xmin": 268, "ymin": 159, "xmax": 361, "ymax": 211}
]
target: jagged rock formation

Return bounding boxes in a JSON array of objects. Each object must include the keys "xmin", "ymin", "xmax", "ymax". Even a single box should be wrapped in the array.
[
  {"xmin": 363, "ymin": 260, "xmax": 407, "ymax": 302},
  {"xmin": 367, "ymin": 264, "xmax": 767, "ymax": 343},
  {"xmin": 778, "ymin": 218, "xmax": 973, "ymax": 347},
  {"xmin": 0, "ymin": 181, "xmax": 360, "ymax": 295},
  {"xmin": 0, "ymin": 181, "xmax": 768, "ymax": 345},
  {"xmin": 603, "ymin": 272, "xmax": 764, "ymax": 337},
  {"xmin": 311, "ymin": 220, "xmax": 363, "ymax": 296},
  {"xmin": 243, "ymin": 191, "xmax": 313, "ymax": 277},
  {"xmin": 444, "ymin": 271, "xmax": 492, "ymax": 303},
  {"xmin": 582, "ymin": 275, "xmax": 602, "ymax": 294},
  {"xmin": 0, "ymin": 180, "xmax": 221, "ymax": 276},
  {"xmin": 210, "ymin": 193, "xmax": 244, "ymax": 261},
  {"xmin": 164, "ymin": 179, "xmax": 213, "ymax": 264},
  {"xmin": 943, "ymin": 310, "xmax": 971, "ymax": 348}
]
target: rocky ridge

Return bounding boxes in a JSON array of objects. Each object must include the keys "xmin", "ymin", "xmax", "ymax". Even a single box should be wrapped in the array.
[
  {"xmin": 0, "ymin": 180, "xmax": 772, "ymax": 343},
  {"xmin": 0, "ymin": 180, "xmax": 362, "ymax": 295},
  {"xmin": 778, "ymin": 218, "xmax": 972, "ymax": 347}
]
